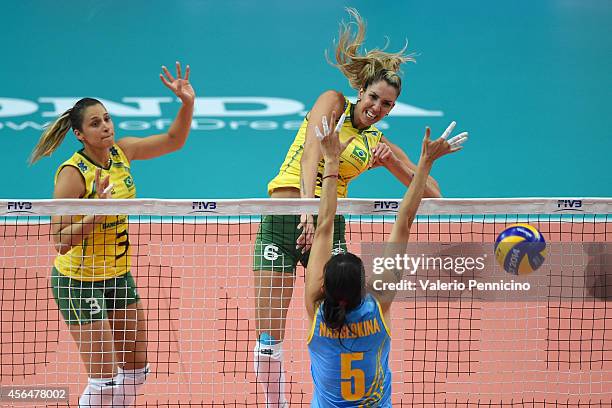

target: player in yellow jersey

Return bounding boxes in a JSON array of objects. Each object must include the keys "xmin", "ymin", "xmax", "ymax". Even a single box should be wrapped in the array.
[
  {"xmin": 29, "ymin": 62, "xmax": 195, "ymax": 408},
  {"xmin": 252, "ymin": 8, "xmax": 468, "ymax": 406}
]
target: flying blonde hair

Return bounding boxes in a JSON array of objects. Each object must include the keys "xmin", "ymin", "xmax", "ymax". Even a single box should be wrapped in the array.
[{"xmin": 330, "ymin": 8, "xmax": 415, "ymax": 94}]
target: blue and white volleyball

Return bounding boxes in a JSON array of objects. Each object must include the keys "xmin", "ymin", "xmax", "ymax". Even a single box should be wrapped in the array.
[{"xmin": 494, "ymin": 224, "xmax": 547, "ymax": 275}]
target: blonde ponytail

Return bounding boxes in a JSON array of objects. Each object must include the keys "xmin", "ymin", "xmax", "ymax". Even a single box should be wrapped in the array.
[
  {"xmin": 29, "ymin": 98, "xmax": 103, "ymax": 165},
  {"xmin": 29, "ymin": 109, "xmax": 72, "ymax": 165},
  {"xmin": 330, "ymin": 8, "xmax": 416, "ymax": 92}
]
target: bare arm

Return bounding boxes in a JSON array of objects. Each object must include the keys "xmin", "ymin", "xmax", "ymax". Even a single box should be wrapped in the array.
[
  {"xmin": 118, "ymin": 62, "xmax": 195, "ymax": 162},
  {"xmin": 52, "ymin": 167, "xmax": 111, "ymax": 254},
  {"xmin": 299, "ymin": 91, "xmax": 346, "ymax": 198},
  {"xmin": 296, "ymin": 90, "xmax": 346, "ymax": 252},
  {"xmin": 304, "ymin": 157, "xmax": 339, "ymax": 319},
  {"xmin": 305, "ymin": 112, "xmax": 353, "ymax": 320},
  {"xmin": 373, "ymin": 135, "xmax": 442, "ymax": 197},
  {"xmin": 372, "ymin": 123, "xmax": 468, "ymax": 312}
]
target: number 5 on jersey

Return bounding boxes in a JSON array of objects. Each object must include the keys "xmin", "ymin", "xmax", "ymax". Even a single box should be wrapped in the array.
[{"xmin": 341, "ymin": 352, "xmax": 365, "ymax": 400}]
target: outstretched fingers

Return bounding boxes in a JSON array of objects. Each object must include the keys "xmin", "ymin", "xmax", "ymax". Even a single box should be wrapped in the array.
[
  {"xmin": 314, "ymin": 126, "xmax": 325, "ymax": 141},
  {"xmin": 94, "ymin": 169, "xmax": 101, "ymax": 194},
  {"xmin": 423, "ymin": 126, "xmax": 431, "ymax": 142},
  {"xmin": 161, "ymin": 65, "xmax": 175, "ymax": 82},
  {"xmin": 175, "ymin": 61, "xmax": 182, "ymax": 79},
  {"xmin": 447, "ymin": 132, "xmax": 468, "ymax": 151},
  {"xmin": 439, "ymin": 121, "xmax": 456, "ymax": 141},
  {"xmin": 334, "ymin": 112, "xmax": 346, "ymax": 134},
  {"xmin": 94, "ymin": 169, "xmax": 112, "ymax": 198},
  {"xmin": 322, "ymin": 115, "xmax": 330, "ymax": 136},
  {"xmin": 159, "ymin": 66, "xmax": 174, "ymax": 89},
  {"xmin": 315, "ymin": 111, "xmax": 345, "ymax": 141}
]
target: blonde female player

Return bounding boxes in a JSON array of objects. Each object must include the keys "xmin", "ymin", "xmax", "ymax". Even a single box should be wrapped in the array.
[
  {"xmin": 252, "ymin": 8, "xmax": 464, "ymax": 406},
  {"xmin": 29, "ymin": 62, "xmax": 195, "ymax": 407},
  {"xmin": 305, "ymin": 112, "xmax": 465, "ymax": 406}
]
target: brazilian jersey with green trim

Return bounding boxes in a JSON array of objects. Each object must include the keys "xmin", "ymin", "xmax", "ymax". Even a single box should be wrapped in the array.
[
  {"xmin": 53, "ymin": 144, "xmax": 136, "ymax": 281},
  {"xmin": 267, "ymin": 97, "xmax": 384, "ymax": 198}
]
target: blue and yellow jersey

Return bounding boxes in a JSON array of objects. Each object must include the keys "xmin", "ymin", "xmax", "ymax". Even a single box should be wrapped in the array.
[
  {"xmin": 307, "ymin": 294, "xmax": 392, "ymax": 407},
  {"xmin": 267, "ymin": 97, "xmax": 385, "ymax": 198},
  {"xmin": 53, "ymin": 144, "xmax": 136, "ymax": 281}
]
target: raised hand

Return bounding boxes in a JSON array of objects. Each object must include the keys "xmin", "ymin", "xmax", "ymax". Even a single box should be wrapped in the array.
[
  {"xmin": 160, "ymin": 61, "xmax": 195, "ymax": 105},
  {"xmin": 421, "ymin": 121, "xmax": 468, "ymax": 164},
  {"xmin": 314, "ymin": 111, "xmax": 354, "ymax": 161},
  {"xmin": 93, "ymin": 168, "xmax": 112, "ymax": 223},
  {"xmin": 94, "ymin": 168, "xmax": 112, "ymax": 199}
]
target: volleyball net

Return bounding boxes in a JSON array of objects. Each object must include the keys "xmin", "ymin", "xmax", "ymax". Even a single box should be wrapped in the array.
[{"xmin": 0, "ymin": 198, "xmax": 610, "ymax": 407}]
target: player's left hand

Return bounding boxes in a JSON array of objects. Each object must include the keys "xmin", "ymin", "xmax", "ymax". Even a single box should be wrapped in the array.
[
  {"xmin": 369, "ymin": 142, "xmax": 397, "ymax": 168},
  {"xmin": 160, "ymin": 61, "xmax": 195, "ymax": 105},
  {"xmin": 94, "ymin": 169, "xmax": 112, "ymax": 199},
  {"xmin": 421, "ymin": 121, "xmax": 468, "ymax": 164}
]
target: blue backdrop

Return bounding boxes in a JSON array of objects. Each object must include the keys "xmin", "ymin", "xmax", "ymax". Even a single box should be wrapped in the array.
[{"xmin": 1, "ymin": 0, "xmax": 610, "ymax": 198}]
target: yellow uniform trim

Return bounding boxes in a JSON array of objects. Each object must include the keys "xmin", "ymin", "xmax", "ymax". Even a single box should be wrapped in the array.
[
  {"xmin": 306, "ymin": 302, "xmax": 321, "ymax": 344},
  {"xmin": 375, "ymin": 298, "xmax": 391, "ymax": 338},
  {"xmin": 360, "ymin": 335, "xmax": 388, "ymax": 406},
  {"xmin": 69, "ymin": 294, "xmax": 81, "ymax": 324}
]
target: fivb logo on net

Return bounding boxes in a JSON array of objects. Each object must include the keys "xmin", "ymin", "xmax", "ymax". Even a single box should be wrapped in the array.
[
  {"xmin": 555, "ymin": 199, "xmax": 584, "ymax": 212},
  {"xmin": 190, "ymin": 201, "xmax": 218, "ymax": 213},
  {"xmin": 0, "ymin": 97, "xmax": 443, "ymax": 132},
  {"xmin": 6, "ymin": 201, "xmax": 34, "ymax": 214},
  {"xmin": 373, "ymin": 200, "xmax": 400, "ymax": 212}
]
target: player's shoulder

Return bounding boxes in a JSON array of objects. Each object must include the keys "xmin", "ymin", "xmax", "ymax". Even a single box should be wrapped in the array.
[
  {"xmin": 55, "ymin": 151, "xmax": 89, "ymax": 176},
  {"xmin": 319, "ymin": 89, "xmax": 345, "ymax": 99},
  {"xmin": 358, "ymin": 293, "xmax": 382, "ymax": 316},
  {"xmin": 56, "ymin": 163, "xmax": 82, "ymax": 179},
  {"xmin": 316, "ymin": 90, "xmax": 346, "ymax": 109},
  {"xmin": 54, "ymin": 164, "xmax": 85, "ymax": 198}
]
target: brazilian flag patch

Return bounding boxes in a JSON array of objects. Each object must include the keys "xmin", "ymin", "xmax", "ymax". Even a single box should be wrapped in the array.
[
  {"xmin": 350, "ymin": 146, "xmax": 368, "ymax": 163},
  {"xmin": 124, "ymin": 176, "xmax": 134, "ymax": 189}
]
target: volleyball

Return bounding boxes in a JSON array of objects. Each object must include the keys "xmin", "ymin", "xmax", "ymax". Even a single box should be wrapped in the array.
[{"xmin": 494, "ymin": 224, "xmax": 547, "ymax": 275}]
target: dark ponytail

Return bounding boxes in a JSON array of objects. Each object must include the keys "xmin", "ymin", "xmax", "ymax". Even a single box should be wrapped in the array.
[
  {"xmin": 322, "ymin": 252, "xmax": 365, "ymax": 332},
  {"xmin": 322, "ymin": 295, "xmax": 349, "ymax": 331}
]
